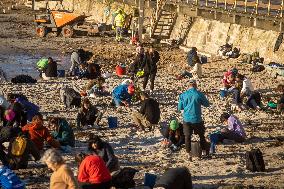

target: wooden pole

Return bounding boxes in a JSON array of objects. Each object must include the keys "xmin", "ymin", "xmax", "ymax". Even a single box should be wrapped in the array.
[
  {"xmin": 267, "ymin": 0, "xmax": 271, "ymax": 15},
  {"xmin": 32, "ymin": 0, "xmax": 35, "ymax": 10},
  {"xmin": 196, "ymin": 0, "xmax": 199, "ymax": 6},
  {"xmin": 215, "ymin": 0, "xmax": 218, "ymax": 8},
  {"xmin": 281, "ymin": 0, "xmax": 284, "ymax": 17},
  {"xmin": 255, "ymin": 0, "xmax": 259, "ymax": 14},
  {"xmin": 244, "ymin": 0, "xmax": 247, "ymax": 13},
  {"xmin": 138, "ymin": 0, "xmax": 144, "ymax": 41},
  {"xmin": 205, "ymin": 0, "xmax": 208, "ymax": 7},
  {"xmin": 233, "ymin": 0, "xmax": 237, "ymax": 9},
  {"xmin": 224, "ymin": 0, "xmax": 227, "ymax": 10}
]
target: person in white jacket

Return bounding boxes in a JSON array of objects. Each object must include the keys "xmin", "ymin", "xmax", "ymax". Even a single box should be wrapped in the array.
[{"xmin": 176, "ymin": 57, "xmax": 202, "ymax": 80}]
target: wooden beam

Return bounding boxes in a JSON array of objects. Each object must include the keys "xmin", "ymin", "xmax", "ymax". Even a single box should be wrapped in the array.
[{"xmin": 138, "ymin": 0, "xmax": 144, "ymax": 41}]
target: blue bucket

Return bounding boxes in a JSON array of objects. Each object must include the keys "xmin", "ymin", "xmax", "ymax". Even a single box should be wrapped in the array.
[
  {"xmin": 108, "ymin": 116, "xmax": 118, "ymax": 128},
  {"xmin": 220, "ymin": 89, "xmax": 228, "ymax": 98},
  {"xmin": 57, "ymin": 70, "xmax": 65, "ymax": 77},
  {"xmin": 144, "ymin": 173, "xmax": 157, "ymax": 188}
]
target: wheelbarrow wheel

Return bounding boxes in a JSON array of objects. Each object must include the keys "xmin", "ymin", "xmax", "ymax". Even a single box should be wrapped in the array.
[
  {"xmin": 62, "ymin": 25, "xmax": 74, "ymax": 38},
  {"xmin": 36, "ymin": 26, "xmax": 47, "ymax": 37}
]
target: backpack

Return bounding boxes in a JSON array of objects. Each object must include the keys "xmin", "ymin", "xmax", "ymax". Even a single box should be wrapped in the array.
[
  {"xmin": 251, "ymin": 64, "xmax": 265, "ymax": 72},
  {"xmin": 36, "ymin": 58, "xmax": 48, "ymax": 70},
  {"xmin": 62, "ymin": 88, "xmax": 81, "ymax": 108},
  {"xmin": 112, "ymin": 167, "xmax": 138, "ymax": 188},
  {"xmin": 246, "ymin": 149, "xmax": 265, "ymax": 172},
  {"xmin": 11, "ymin": 136, "xmax": 27, "ymax": 156}
]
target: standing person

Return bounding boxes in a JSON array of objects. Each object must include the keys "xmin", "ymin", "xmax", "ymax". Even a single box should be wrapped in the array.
[
  {"xmin": 22, "ymin": 114, "xmax": 60, "ymax": 151},
  {"xmin": 76, "ymin": 99, "xmax": 103, "ymax": 129},
  {"xmin": 43, "ymin": 57, "xmax": 57, "ymax": 80},
  {"xmin": 114, "ymin": 9, "xmax": 125, "ymax": 42},
  {"xmin": 178, "ymin": 79, "xmax": 210, "ymax": 159},
  {"xmin": 88, "ymin": 134, "xmax": 119, "ymax": 173},
  {"xmin": 132, "ymin": 92, "xmax": 160, "ymax": 131},
  {"xmin": 112, "ymin": 84, "xmax": 135, "ymax": 107},
  {"xmin": 42, "ymin": 149, "xmax": 79, "ymax": 189},
  {"xmin": 141, "ymin": 47, "xmax": 160, "ymax": 92},
  {"xmin": 76, "ymin": 153, "xmax": 112, "ymax": 189}
]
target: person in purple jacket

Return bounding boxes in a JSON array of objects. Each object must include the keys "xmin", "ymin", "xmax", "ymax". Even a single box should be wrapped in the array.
[{"xmin": 209, "ymin": 112, "xmax": 246, "ymax": 154}]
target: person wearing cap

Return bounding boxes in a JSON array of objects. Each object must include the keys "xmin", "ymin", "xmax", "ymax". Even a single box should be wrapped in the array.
[
  {"xmin": 161, "ymin": 119, "xmax": 184, "ymax": 151},
  {"xmin": 132, "ymin": 92, "xmax": 160, "ymax": 131},
  {"xmin": 178, "ymin": 79, "xmax": 209, "ymax": 158},
  {"xmin": 112, "ymin": 84, "xmax": 135, "ymax": 107}
]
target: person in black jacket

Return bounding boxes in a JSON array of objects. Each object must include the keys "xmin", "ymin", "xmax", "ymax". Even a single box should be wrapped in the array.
[
  {"xmin": 88, "ymin": 134, "xmax": 119, "ymax": 173},
  {"xmin": 43, "ymin": 57, "xmax": 57, "ymax": 79},
  {"xmin": 141, "ymin": 47, "xmax": 160, "ymax": 92},
  {"xmin": 7, "ymin": 132, "xmax": 40, "ymax": 170},
  {"xmin": 154, "ymin": 167, "xmax": 192, "ymax": 189},
  {"xmin": 129, "ymin": 48, "xmax": 145, "ymax": 78},
  {"xmin": 132, "ymin": 92, "xmax": 160, "ymax": 131},
  {"xmin": 76, "ymin": 98, "xmax": 102, "ymax": 129}
]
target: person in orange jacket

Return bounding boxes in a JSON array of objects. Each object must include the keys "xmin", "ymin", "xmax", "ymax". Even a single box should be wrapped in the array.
[{"xmin": 22, "ymin": 113, "xmax": 60, "ymax": 151}]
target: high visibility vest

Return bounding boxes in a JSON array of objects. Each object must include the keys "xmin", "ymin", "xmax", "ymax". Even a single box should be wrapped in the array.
[{"xmin": 114, "ymin": 14, "xmax": 125, "ymax": 27}]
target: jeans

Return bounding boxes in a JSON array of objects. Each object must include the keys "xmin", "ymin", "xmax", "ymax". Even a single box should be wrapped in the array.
[
  {"xmin": 76, "ymin": 112, "xmax": 102, "ymax": 128},
  {"xmin": 183, "ymin": 121, "xmax": 207, "ymax": 153},
  {"xmin": 116, "ymin": 26, "xmax": 123, "ymax": 41},
  {"xmin": 143, "ymin": 73, "xmax": 156, "ymax": 91}
]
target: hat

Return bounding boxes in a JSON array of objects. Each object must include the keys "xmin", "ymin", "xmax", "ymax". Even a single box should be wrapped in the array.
[
  {"xmin": 231, "ymin": 68, "xmax": 238, "ymax": 76},
  {"xmin": 170, "ymin": 120, "xmax": 179, "ymax": 131},
  {"xmin": 128, "ymin": 84, "xmax": 135, "ymax": 95},
  {"xmin": 5, "ymin": 109, "xmax": 15, "ymax": 121},
  {"xmin": 189, "ymin": 79, "xmax": 196, "ymax": 84}
]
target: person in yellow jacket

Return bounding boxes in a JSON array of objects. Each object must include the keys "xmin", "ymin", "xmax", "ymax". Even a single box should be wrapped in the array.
[{"xmin": 114, "ymin": 10, "xmax": 125, "ymax": 42}]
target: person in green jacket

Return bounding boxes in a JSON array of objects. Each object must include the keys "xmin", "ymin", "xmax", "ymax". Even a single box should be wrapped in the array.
[{"xmin": 48, "ymin": 117, "xmax": 75, "ymax": 149}]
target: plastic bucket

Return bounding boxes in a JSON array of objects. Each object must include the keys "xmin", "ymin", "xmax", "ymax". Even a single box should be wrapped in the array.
[
  {"xmin": 116, "ymin": 65, "xmax": 126, "ymax": 77},
  {"xmin": 57, "ymin": 70, "xmax": 65, "ymax": 77},
  {"xmin": 108, "ymin": 116, "xmax": 118, "ymax": 128},
  {"xmin": 144, "ymin": 173, "xmax": 157, "ymax": 188}
]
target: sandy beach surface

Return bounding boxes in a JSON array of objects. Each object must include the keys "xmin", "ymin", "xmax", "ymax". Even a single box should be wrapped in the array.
[{"xmin": 0, "ymin": 1, "xmax": 284, "ymax": 188}]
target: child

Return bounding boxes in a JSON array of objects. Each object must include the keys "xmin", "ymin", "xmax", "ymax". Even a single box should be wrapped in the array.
[
  {"xmin": 76, "ymin": 63, "xmax": 88, "ymax": 79},
  {"xmin": 81, "ymin": 77, "xmax": 107, "ymax": 97}
]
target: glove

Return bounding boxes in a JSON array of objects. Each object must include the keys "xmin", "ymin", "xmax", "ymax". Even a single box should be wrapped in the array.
[{"xmin": 112, "ymin": 25, "xmax": 115, "ymax": 30}]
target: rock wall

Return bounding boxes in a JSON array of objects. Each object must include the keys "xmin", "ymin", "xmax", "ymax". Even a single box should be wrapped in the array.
[{"xmin": 171, "ymin": 14, "xmax": 284, "ymax": 63}]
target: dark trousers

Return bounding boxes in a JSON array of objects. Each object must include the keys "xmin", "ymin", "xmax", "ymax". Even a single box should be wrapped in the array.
[
  {"xmin": 0, "ymin": 146, "xmax": 8, "ymax": 166},
  {"xmin": 143, "ymin": 73, "xmax": 156, "ymax": 90},
  {"xmin": 183, "ymin": 122, "xmax": 207, "ymax": 153},
  {"xmin": 246, "ymin": 92, "xmax": 261, "ymax": 109},
  {"xmin": 79, "ymin": 181, "xmax": 112, "ymax": 189},
  {"xmin": 232, "ymin": 88, "xmax": 242, "ymax": 104}
]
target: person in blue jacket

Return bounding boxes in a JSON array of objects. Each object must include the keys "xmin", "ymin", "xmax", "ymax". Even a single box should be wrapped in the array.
[
  {"xmin": 0, "ymin": 166, "xmax": 25, "ymax": 189},
  {"xmin": 178, "ymin": 79, "xmax": 210, "ymax": 158},
  {"xmin": 112, "ymin": 84, "xmax": 135, "ymax": 107}
]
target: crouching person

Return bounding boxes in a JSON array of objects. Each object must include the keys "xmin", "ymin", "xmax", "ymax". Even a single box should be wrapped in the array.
[
  {"xmin": 132, "ymin": 92, "xmax": 160, "ymax": 131},
  {"xmin": 112, "ymin": 84, "xmax": 135, "ymax": 107},
  {"xmin": 48, "ymin": 117, "xmax": 75, "ymax": 152},
  {"xmin": 76, "ymin": 99, "xmax": 102, "ymax": 129},
  {"xmin": 22, "ymin": 113, "xmax": 61, "ymax": 151},
  {"xmin": 7, "ymin": 131, "xmax": 40, "ymax": 170},
  {"xmin": 161, "ymin": 119, "xmax": 185, "ymax": 151},
  {"xmin": 88, "ymin": 135, "xmax": 119, "ymax": 174},
  {"xmin": 153, "ymin": 167, "xmax": 192, "ymax": 189},
  {"xmin": 42, "ymin": 149, "xmax": 79, "ymax": 189},
  {"xmin": 76, "ymin": 152, "xmax": 112, "ymax": 189},
  {"xmin": 209, "ymin": 113, "xmax": 246, "ymax": 154}
]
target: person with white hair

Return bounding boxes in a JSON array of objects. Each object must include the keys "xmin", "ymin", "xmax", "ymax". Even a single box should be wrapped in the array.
[{"xmin": 42, "ymin": 149, "xmax": 79, "ymax": 189}]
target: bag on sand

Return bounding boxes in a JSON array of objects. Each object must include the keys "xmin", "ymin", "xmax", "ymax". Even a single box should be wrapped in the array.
[
  {"xmin": 246, "ymin": 149, "xmax": 265, "ymax": 172},
  {"xmin": 112, "ymin": 167, "xmax": 138, "ymax": 188},
  {"xmin": 11, "ymin": 136, "xmax": 27, "ymax": 156},
  {"xmin": 61, "ymin": 88, "xmax": 81, "ymax": 108}
]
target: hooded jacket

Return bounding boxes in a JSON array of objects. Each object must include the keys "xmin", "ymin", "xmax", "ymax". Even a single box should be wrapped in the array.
[
  {"xmin": 112, "ymin": 84, "xmax": 132, "ymax": 103},
  {"xmin": 22, "ymin": 122, "xmax": 60, "ymax": 150}
]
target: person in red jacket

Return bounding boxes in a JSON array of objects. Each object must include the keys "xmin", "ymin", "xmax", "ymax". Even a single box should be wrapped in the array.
[
  {"xmin": 76, "ymin": 153, "xmax": 112, "ymax": 189},
  {"xmin": 22, "ymin": 113, "xmax": 60, "ymax": 151}
]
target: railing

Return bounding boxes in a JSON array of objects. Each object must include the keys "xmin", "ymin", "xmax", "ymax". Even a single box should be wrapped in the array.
[{"xmin": 168, "ymin": 0, "xmax": 284, "ymax": 19}]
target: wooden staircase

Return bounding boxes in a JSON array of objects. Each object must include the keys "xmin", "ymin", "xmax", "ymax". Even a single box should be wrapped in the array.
[{"xmin": 150, "ymin": 0, "xmax": 177, "ymax": 39}]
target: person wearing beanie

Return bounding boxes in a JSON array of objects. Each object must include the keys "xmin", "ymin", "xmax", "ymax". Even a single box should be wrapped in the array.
[
  {"xmin": 112, "ymin": 84, "xmax": 135, "ymax": 107},
  {"xmin": 161, "ymin": 119, "xmax": 185, "ymax": 151},
  {"xmin": 132, "ymin": 92, "xmax": 160, "ymax": 131}
]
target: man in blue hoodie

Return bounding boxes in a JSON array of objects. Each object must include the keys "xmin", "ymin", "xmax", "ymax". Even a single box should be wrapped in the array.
[
  {"xmin": 178, "ymin": 79, "xmax": 209, "ymax": 157},
  {"xmin": 112, "ymin": 84, "xmax": 135, "ymax": 107}
]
